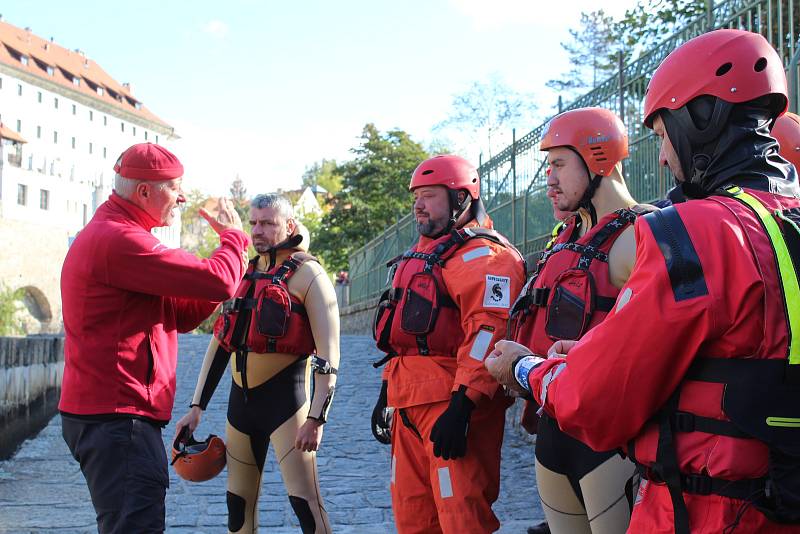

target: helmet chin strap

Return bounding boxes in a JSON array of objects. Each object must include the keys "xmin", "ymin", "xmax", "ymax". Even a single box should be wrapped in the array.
[
  {"xmin": 430, "ymin": 190, "xmax": 471, "ymax": 239},
  {"xmin": 566, "ymin": 147, "xmax": 601, "ymax": 226},
  {"xmin": 263, "ymin": 233, "xmax": 303, "ymax": 269}
]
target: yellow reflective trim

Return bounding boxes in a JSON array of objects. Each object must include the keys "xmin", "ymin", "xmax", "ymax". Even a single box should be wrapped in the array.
[
  {"xmin": 545, "ymin": 221, "xmax": 565, "ymax": 251},
  {"xmin": 727, "ymin": 187, "xmax": 800, "ymax": 365},
  {"xmin": 766, "ymin": 416, "xmax": 800, "ymax": 428}
]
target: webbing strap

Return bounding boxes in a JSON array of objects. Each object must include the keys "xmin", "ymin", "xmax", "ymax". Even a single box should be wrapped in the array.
[{"xmin": 726, "ymin": 187, "xmax": 800, "ymax": 365}]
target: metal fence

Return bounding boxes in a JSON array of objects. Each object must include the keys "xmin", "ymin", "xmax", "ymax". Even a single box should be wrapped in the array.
[{"xmin": 348, "ymin": 0, "xmax": 800, "ymax": 306}]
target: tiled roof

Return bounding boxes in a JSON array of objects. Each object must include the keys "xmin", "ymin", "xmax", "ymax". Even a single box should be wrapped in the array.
[
  {"xmin": 0, "ymin": 19, "xmax": 173, "ymax": 133},
  {"xmin": 0, "ymin": 122, "xmax": 26, "ymax": 143}
]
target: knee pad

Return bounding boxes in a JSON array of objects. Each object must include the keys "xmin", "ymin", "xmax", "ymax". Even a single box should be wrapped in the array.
[
  {"xmin": 227, "ymin": 491, "xmax": 246, "ymax": 532},
  {"xmin": 288, "ymin": 495, "xmax": 316, "ymax": 534}
]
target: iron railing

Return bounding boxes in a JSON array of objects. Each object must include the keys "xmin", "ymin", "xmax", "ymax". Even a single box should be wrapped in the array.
[{"xmin": 348, "ymin": 0, "xmax": 800, "ymax": 305}]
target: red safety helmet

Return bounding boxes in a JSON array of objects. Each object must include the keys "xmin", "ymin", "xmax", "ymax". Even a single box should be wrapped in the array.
[
  {"xmin": 644, "ymin": 29, "xmax": 788, "ymax": 128},
  {"xmin": 772, "ymin": 112, "xmax": 800, "ymax": 168},
  {"xmin": 171, "ymin": 433, "xmax": 226, "ymax": 482},
  {"xmin": 540, "ymin": 107, "xmax": 628, "ymax": 177},
  {"xmin": 409, "ymin": 155, "xmax": 480, "ymax": 199}
]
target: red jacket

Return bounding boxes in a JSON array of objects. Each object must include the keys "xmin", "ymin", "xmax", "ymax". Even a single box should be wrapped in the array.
[
  {"xmin": 59, "ymin": 192, "xmax": 249, "ymax": 422},
  {"xmin": 527, "ymin": 189, "xmax": 799, "ymax": 482}
]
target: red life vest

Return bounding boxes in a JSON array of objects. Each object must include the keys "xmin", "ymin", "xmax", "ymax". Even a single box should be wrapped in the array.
[
  {"xmin": 373, "ymin": 227, "xmax": 521, "ymax": 359},
  {"xmin": 510, "ymin": 207, "xmax": 647, "ymax": 353},
  {"xmin": 630, "ymin": 188, "xmax": 800, "ymax": 527},
  {"xmin": 214, "ymin": 252, "xmax": 316, "ymax": 356}
]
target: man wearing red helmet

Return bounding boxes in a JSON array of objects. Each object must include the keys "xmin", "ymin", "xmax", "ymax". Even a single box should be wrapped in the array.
[
  {"xmin": 59, "ymin": 143, "xmax": 250, "ymax": 533},
  {"xmin": 370, "ymin": 154, "xmax": 526, "ymax": 533},
  {"xmin": 508, "ymin": 107, "xmax": 648, "ymax": 534},
  {"xmin": 487, "ymin": 29, "xmax": 800, "ymax": 533}
]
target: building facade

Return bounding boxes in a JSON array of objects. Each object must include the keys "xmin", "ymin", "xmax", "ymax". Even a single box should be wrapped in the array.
[{"xmin": 0, "ymin": 19, "xmax": 179, "ymax": 333}]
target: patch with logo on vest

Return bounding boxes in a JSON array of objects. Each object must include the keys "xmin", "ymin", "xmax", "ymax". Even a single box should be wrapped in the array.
[{"xmin": 484, "ymin": 275, "xmax": 511, "ymax": 308}]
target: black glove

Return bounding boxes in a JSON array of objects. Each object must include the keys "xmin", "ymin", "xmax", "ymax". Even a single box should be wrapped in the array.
[
  {"xmin": 430, "ymin": 386, "xmax": 475, "ymax": 460},
  {"xmin": 371, "ymin": 380, "xmax": 392, "ymax": 445}
]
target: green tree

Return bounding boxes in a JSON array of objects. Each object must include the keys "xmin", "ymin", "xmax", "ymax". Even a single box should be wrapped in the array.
[
  {"xmin": 546, "ymin": 10, "xmax": 619, "ymax": 100},
  {"xmin": 302, "ymin": 159, "xmax": 343, "ymax": 197},
  {"xmin": 614, "ymin": 0, "xmax": 707, "ymax": 63},
  {"xmin": 0, "ymin": 283, "xmax": 24, "ymax": 336},
  {"xmin": 229, "ymin": 174, "xmax": 249, "ymax": 223},
  {"xmin": 313, "ymin": 124, "xmax": 428, "ymax": 271}
]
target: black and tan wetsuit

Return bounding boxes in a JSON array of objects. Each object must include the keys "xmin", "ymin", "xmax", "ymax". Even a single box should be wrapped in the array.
[{"xmin": 190, "ymin": 234, "xmax": 339, "ymax": 534}]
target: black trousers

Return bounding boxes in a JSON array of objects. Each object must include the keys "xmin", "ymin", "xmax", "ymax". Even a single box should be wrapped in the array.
[{"xmin": 61, "ymin": 414, "xmax": 169, "ymax": 534}]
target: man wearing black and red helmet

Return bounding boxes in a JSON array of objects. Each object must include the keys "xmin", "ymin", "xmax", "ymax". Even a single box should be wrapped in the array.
[
  {"xmin": 486, "ymin": 29, "xmax": 800, "ymax": 533},
  {"xmin": 509, "ymin": 107, "xmax": 650, "ymax": 534},
  {"xmin": 371, "ymin": 155, "xmax": 526, "ymax": 533}
]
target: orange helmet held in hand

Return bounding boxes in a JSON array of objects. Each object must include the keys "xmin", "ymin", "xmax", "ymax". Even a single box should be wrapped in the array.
[{"xmin": 171, "ymin": 432, "xmax": 226, "ymax": 482}]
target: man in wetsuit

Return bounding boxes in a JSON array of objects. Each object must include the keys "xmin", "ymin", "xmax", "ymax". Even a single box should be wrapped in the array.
[
  {"xmin": 176, "ymin": 193, "xmax": 339, "ymax": 534},
  {"xmin": 508, "ymin": 107, "xmax": 645, "ymax": 534}
]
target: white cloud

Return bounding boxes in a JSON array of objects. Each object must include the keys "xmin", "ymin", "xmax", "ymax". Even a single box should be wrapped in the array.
[{"xmin": 202, "ymin": 20, "xmax": 229, "ymax": 38}]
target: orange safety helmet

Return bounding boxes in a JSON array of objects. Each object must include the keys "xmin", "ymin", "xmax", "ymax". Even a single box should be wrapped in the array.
[
  {"xmin": 171, "ymin": 433, "xmax": 226, "ymax": 482},
  {"xmin": 409, "ymin": 154, "xmax": 480, "ymax": 199},
  {"xmin": 643, "ymin": 29, "xmax": 788, "ymax": 128},
  {"xmin": 540, "ymin": 107, "xmax": 628, "ymax": 177},
  {"xmin": 772, "ymin": 112, "xmax": 800, "ymax": 168}
]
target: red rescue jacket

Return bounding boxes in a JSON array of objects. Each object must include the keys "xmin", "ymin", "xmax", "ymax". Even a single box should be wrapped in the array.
[{"xmin": 59, "ymin": 193, "xmax": 249, "ymax": 422}]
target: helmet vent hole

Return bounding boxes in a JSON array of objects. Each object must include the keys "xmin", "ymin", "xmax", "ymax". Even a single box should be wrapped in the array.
[
  {"xmin": 421, "ymin": 170, "xmax": 434, "ymax": 175},
  {"xmin": 754, "ymin": 57, "xmax": 767, "ymax": 72},
  {"xmin": 595, "ymin": 157, "xmax": 608, "ymax": 162},
  {"xmin": 472, "ymin": 178, "xmax": 477, "ymax": 183},
  {"xmin": 716, "ymin": 62, "xmax": 733, "ymax": 76}
]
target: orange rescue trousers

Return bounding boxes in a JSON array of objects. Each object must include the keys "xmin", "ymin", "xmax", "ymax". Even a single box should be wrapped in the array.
[{"xmin": 390, "ymin": 396, "xmax": 508, "ymax": 534}]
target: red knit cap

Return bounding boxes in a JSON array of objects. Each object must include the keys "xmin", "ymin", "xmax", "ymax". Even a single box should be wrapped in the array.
[{"xmin": 113, "ymin": 143, "xmax": 184, "ymax": 181}]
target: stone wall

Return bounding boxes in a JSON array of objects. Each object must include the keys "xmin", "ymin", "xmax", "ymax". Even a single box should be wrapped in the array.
[
  {"xmin": 0, "ymin": 335, "xmax": 64, "ymax": 459},
  {"xmin": 0, "ymin": 218, "xmax": 68, "ymax": 334},
  {"xmin": 339, "ymin": 296, "xmax": 379, "ymax": 336}
]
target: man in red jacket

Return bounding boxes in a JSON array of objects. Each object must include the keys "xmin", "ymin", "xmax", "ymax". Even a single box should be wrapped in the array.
[
  {"xmin": 59, "ymin": 142, "xmax": 250, "ymax": 534},
  {"xmin": 486, "ymin": 29, "xmax": 800, "ymax": 533}
]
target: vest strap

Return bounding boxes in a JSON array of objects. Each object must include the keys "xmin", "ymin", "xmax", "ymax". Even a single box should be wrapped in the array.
[{"xmin": 672, "ymin": 411, "xmax": 751, "ymax": 439}]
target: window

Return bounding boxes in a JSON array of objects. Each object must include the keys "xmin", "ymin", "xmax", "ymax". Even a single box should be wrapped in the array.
[
  {"xmin": 103, "ymin": 116, "xmax": 107, "ymax": 126},
  {"xmin": 144, "ymin": 131, "xmax": 148, "ymax": 141},
  {"xmin": 36, "ymin": 126, "xmax": 41, "ymax": 139},
  {"xmin": 17, "ymin": 84, "xmax": 22, "ymax": 96},
  {"xmin": 89, "ymin": 110, "xmax": 93, "ymax": 121},
  {"xmin": 97, "ymin": 86, "xmax": 104, "ymax": 96},
  {"xmin": 89, "ymin": 142, "xmax": 93, "ymax": 155},
  {"xmin": 53, "ymin": 131, "xmax": 58, "ymax": 144},
  {"xmin": 54, "ymin": 97, "xmax": 59, "ymax": 109},
  {"xmin": 20, "ymin": 55, "xmax": 28, "ymax": 66},
  {"xmin": 155, "ymin": 135, "xmax": 159, "ymax": 144},
  {"xmin": 120, "ymin": 122, "xmax": 125, "ymax": 133},
  {"xmin": 72, "ymin": 77, "xmax": 80, "ymax": 87},
  {"xmin": 103, "ymin": 147, "xmax": 107, "ymax": 159},
  {"xmin": 40, "ymin": 189, "xmax": 49, "ymax": 210},
  {"xmin": 0, "ymin": 77, "xmax": 3, "ymax": 88},
  {"xmin": 17, "ymin": 184, "xmax": 27, "ymax": 206},
  {"xmin": 46, "ymin": 65, "xmax": 54, "ymax": 76},
  {"xmin": 72, "ymin": 104, "xmax": 77, "ymax": 115},
  {"xmin": 132, "ymin": 126, "xmax": 136, "ymax": 136},
  {"xmin": 71, "ymin": 137, "xmax": 76, "ymax": 149},
  {"xmin": 16, "ymin": 120, "xmax": 21, "ymax": 133},
  {"xmin": 37, "ymin": 91, "xmax": 42, "ymax": 103}
]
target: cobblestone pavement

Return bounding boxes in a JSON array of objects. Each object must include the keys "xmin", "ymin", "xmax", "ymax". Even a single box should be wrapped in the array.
[{"xmin": 0, "ymin": 335, "xmax": 543, "ymax": 533}]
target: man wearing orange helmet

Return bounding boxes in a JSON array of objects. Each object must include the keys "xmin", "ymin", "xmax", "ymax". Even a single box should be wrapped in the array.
[
  {"xmin": 487, "ymin": 29, "xmax": 800, "ymax": 533},
  {"xmin": 773, "ymin": 111, "xmax": 800, "ymax": 168},
  {"xmin": 508, "ymin": 107, "xmax": 649, "ymax": 534},
  {"xmin": 371, "ymin": 154, "xmax": 526, "ymax": 533}
]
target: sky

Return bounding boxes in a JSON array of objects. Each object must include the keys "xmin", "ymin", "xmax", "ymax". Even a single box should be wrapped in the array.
[{"xmin": 2, "ymin": 0, "xmax": 638, "ymax": 196}]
